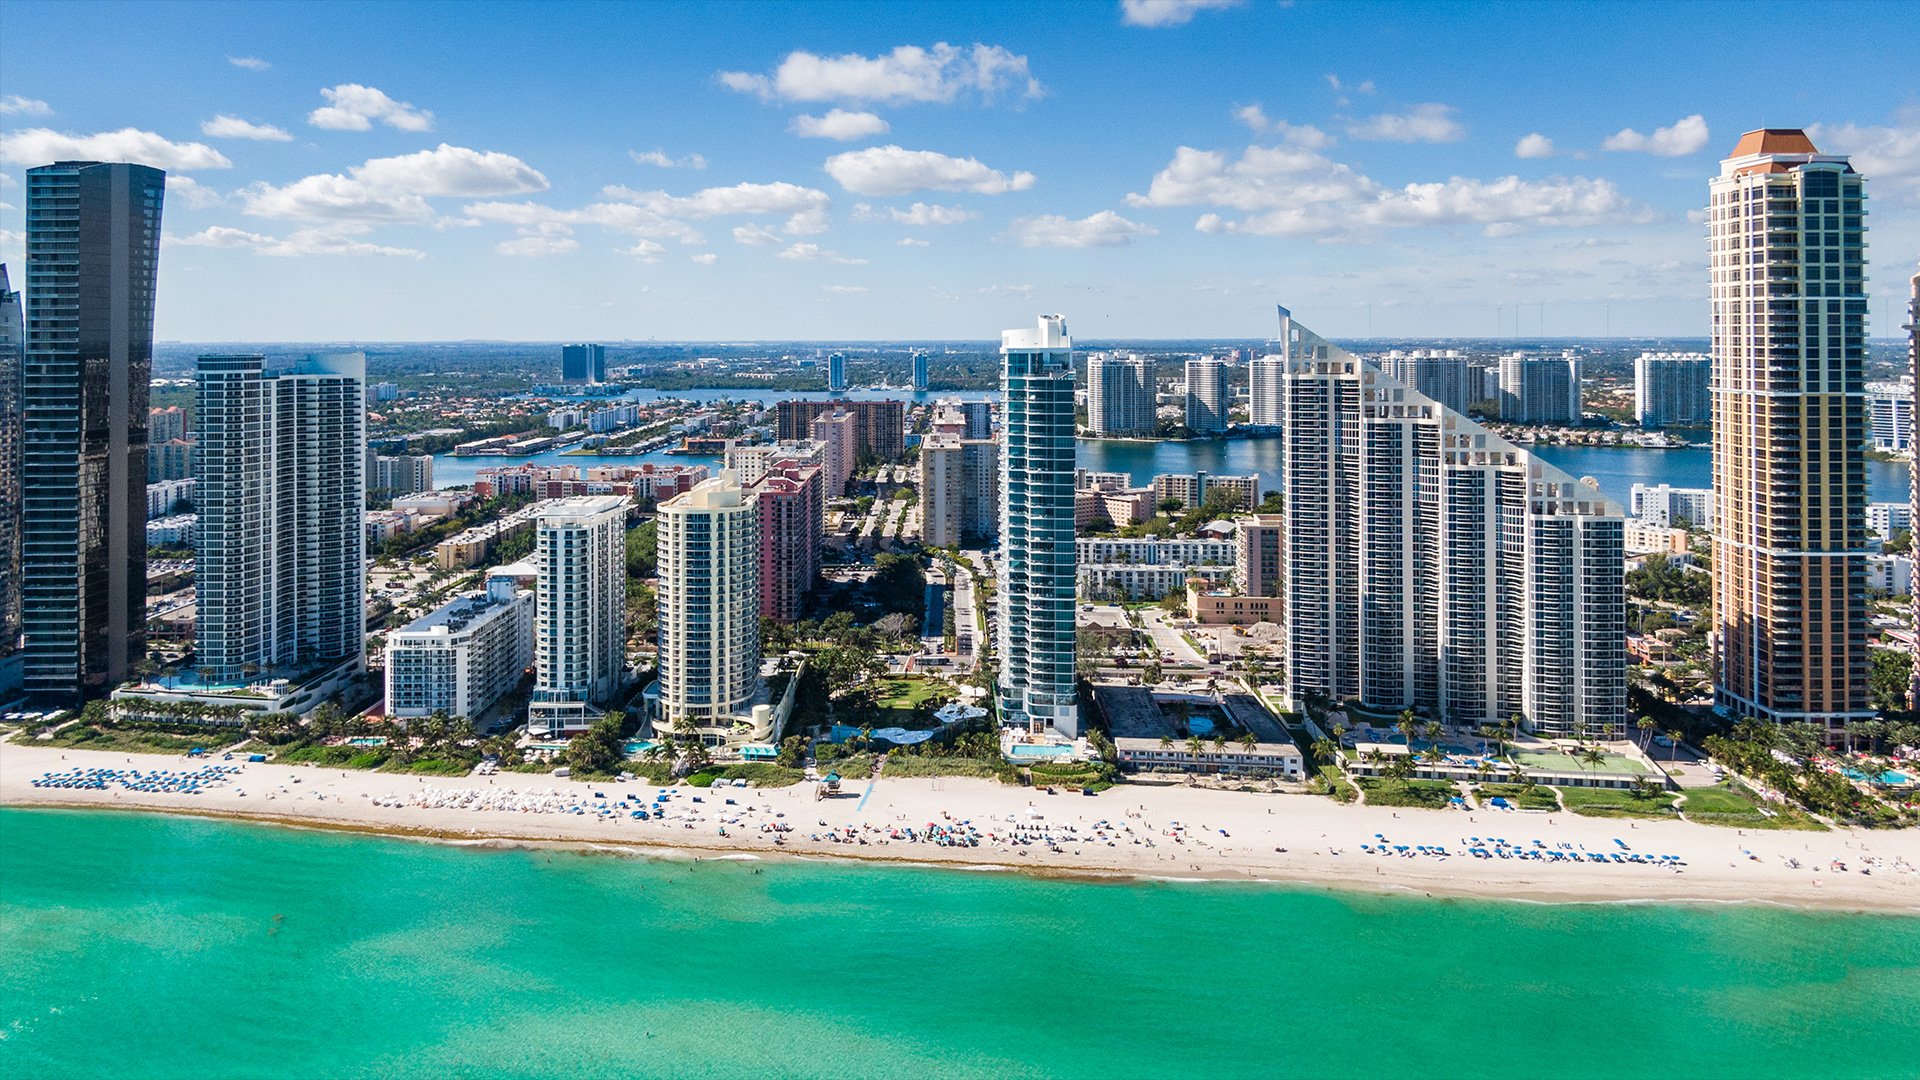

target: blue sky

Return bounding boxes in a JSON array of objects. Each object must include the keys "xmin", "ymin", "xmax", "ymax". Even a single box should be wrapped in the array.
[{"xmin": 2, "ymin": 0, "xmax": 1916, "ymax": 341}]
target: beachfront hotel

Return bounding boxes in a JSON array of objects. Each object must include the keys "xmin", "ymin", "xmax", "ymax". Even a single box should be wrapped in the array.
[
  {"xmin": 528, "ymin": 495, "xmax": 630, "ymax": 737},
  {"xmin": 385, "ymin": 567, "xmax": 535, "ymax": 722},
  {"xmin": 1708, "ymin": 129, "xmax": 1872, "ymax": 736},
  {"xmin": 653, "ymin": 473, "xmax": 765, "ymax": 745},
  {"xmin": 1280, "ymin": 313, "xmax": 1627, "ymax": 737},
  {"xmin": 998, "ymin": 315, "xmax": 1080, "ymax": 737},
  {"xmin": 1086, "ymin": 352, "xmax": 1156, "ymax": 436},
  {"xmin": 19, "ymin": 161, "xmax": 165, "ymax": 706}
]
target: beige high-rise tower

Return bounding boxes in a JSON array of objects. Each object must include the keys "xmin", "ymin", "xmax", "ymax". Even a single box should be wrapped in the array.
[{"xmin": 1708, "ymin": 129, "xmax": 1871, "ymax": 736}]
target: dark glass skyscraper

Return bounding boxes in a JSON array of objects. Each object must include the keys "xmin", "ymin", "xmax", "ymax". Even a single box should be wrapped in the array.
[
  {"xmin": 562, "ymin": 343, "xmax": 605, "ymax": 384},
  {"xmin": 21, "ymin": 161, "xmax": 165, "ymax": 705}
]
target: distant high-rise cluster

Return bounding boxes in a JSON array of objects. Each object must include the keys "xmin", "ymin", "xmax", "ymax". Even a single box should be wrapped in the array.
[
  {"xmin": 1280, "ymin": 313, "xmax": 1626, "ymax": 737},
  {"xmin": 1708, "ymin": 129, "xmax": 1870, "ymax": 735},
  {"xmin": 1086, "ymin": 352, "xmax": 1155, "ymax": 436},
  {"xmin": 1184, "ymin": 357, "xmax": 1230, "ymax": 435},
  {"xmin": 999, "ymin": 315, "xmax": 1079, "ymax": 736},
  {"xmin": 1497, "ymin": 351, "xmax": 1582, "ymax": 425},
  {"xmin": 562, "ymin": 343, "xmax": 606, "ymax": 384},
  {"xmin": 21, "ymin": 161, "xmax": 165, "ymax": 705},
  {"xmin": 1633, "ymin": 352, "xmax": 1712, "ymax": 428},
  {"xmin": 1378, "ymin": 350, "xmax": 1475, "ymax": 417}
]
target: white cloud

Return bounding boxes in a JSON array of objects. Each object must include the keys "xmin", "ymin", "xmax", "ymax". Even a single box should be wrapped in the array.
[
  {"xmin": 824, "ymin": 145, "xmax": 1035, "ymax": 196},
  {"xmin": 621, "ymin": 240, "xmax": 667, "ymax": 261},
  {"xmin": 691, "ymin": 252, "xmax": 719, "ymax": 265},
  {"xmin": 307, "ymin": 84, "xmax": 434, "ymax": 132},
  {"xmin": 719, "ymin": 43, "xmax": 1041, "ymax": 104},
  {"xmin": 167, "ymin": 176, "xmax": 225, "ymax": 209},
  {"xmin": 1603, "ymin": 114, "xmax": 1709, "ymax": 156},
  {"xmin": 171, "ymin": 223, "xmax": 424, "ymax": 257},
  {"xmin": 242, "ymin": 144, "xmax": 548, "ymax": 222},
  {"xmin": 775, "ymin": 242, "xmax": 867, "ymax": 264},
  {"xmin": 1006, "ymin": 210, "xmax": 1157, "ymax": 248},
  {"xmin": 0, "ymin": 95, "xmax": 51, "ymax": 116},
  {"xmin": 602, "ymin": 180, "xmax": 831, "ymax": 219},
  {"xmin": 1324, "ymin": 75, "xmax": 1376, "ymax": 95},
  {"xmin": 733, "ymin": 224, "xmax": 783, "ymax": 246},
  {"xmin": 631, "ymin": 149, "xmax": 708, "ymax": 169},
  {"xmin": 497, "ymin": 234, "xmax": 579, "ymax": 256},
  {"xmin": 1346, "ymin": 104, "xmax": 1465, "ymax": 143},
  {"xmin": 790, "ymin": 109, "xmax": 891, "ymax": 141},
  {"xmin": 976, "ymin": 283, "xmax": 1035, "ymax": 298},
  {"xmin": 823, "ymin": 285, "xmax": 869, "ymax": 295},
  {"xmin": 201, "ymin": 115, "xmax": 293, "ymax": 141},
  {"xmin": 1120, "ymin": 0, "xmax": 1242, "ymax": 27},
  {"xmin": 1809, "ymin": 114, "xmax": 1920, "ymax": 192},
  {"xmin": 227, "ymin": 56, "xmax": 270, "ymax": 71},
  {"xmin": 784, "ymin": 207, "xmax": 829, "ymax": 235},
  {"xmin": 464, "ymin": 200, "xmax": 702, "ymax": 246},
  {"xmin": 1131, "ymin": 142, "xmax": 1651, "ymax": 238},
  {"xmin": 1515, "ymin": 133, "xmax": 1554, "ymax": 159},
  {"xmin": 898, "ymin": 237, "xmax": 930, "ymax": 247},
  {"xmin": 0, "ymin": 127, "xmax": 233, "ymax": 170},
  {"xmin": 1232, "ymin": 105, "xmax": 1335, "ymax": 149},
  {"xmin": 859, "ymin": 201, "xmax": 977, "ymax": 225}
]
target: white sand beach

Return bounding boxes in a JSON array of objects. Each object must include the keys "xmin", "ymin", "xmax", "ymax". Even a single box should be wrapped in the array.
[{"xmin": 5, "ymin": 742, "xmax": 1918, "ymax": 913}]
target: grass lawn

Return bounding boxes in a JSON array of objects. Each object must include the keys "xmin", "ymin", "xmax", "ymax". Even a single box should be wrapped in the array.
[
  {"xmin": 40, "ymin": 724, "xmax": 234, "ymax": 756},
  {"xmin": 1355, "ymin": 777, "xmax": 1457, "ymax": 809},
  {"xmin": 1472, "ymin": 783, "xmax": 1560, "ymax": 811},
  {"xmin": 1681, "ymin": 782, "xmax": 1827, "ymax": 831},
  {"xmin": 873, "ymin": 677, "xmax": 944, "ymax": 710},
  {"xmin": 278, "ymin": 744, "xmax": 389, "ymax": 770},
  {"xmin": 881, "ymin": 756, "xmax": 1012, "ymax": 781},
  {"xmin": 1315, "ymin": 765, "xmax": 1356, "ymax": 803},
  {"xmin": 1555, "ymin": 785, "xmax": 1679, "ymax": 819}
]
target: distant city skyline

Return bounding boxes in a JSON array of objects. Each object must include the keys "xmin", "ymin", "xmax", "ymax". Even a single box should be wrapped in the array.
[{"xmin": 2, "ymin": 1, "xmax": 1915, "ymax": 341}]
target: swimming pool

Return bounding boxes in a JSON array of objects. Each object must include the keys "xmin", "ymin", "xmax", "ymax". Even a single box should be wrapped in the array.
[
  {"xmin": 1188, "ymin": 716, "xmax": 1216, "ymax": 737},
  {"xmin": 1007, "ymin": 744, "xmax": 1074, "ymax": 759},
  {"xmin": 347, "ymin": 737, "xmax": 387, "ymax": 747},
  {"xmin": 623, "ymin": 741, "xmax": 656, "ymax": 756}
]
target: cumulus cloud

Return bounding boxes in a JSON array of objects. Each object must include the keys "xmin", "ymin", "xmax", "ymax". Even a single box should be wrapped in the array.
[
  {"xmin": 227, "ymin": 56, "xmax": 270, "ymax": 71},
  {"xmin": 1130, "ymin": 142, "xmax": 1651, "ymax": 238},
  {"xmin": 1515, "ymin": 133, "xmax": 1554, "ymax": 159},
  {"xmin": 1232, "ymin": 105, "xmax": 1335, "ymax": 148},
  {"xmin": 1809, "ymin": 113, "xmax": 1920, "ymax": 193},
  {"xmin": 691, "ymin": 252, "xmax": 719, "ymax": 264},
  {"xmin": 1346, "ymin": 103, "xmax": 1465, "ymax": 143},
  {"xmin": 1603, "ymin": 114, "xmax": 1709, "ymax": 156},
  {"xmin": 1120, "ymin": 0, "xmax": 1242, "ymax": 27},
  {"xmin": 825, "ymin": 145, "xmax": 1034, "ymax": 196},
  {"xmin": 462, "ymin": 199, "xmax": 702, "ymax": 246},
  {"xmin": 631, "ymin": 149, "xmax": 708, "ymax": 169},
  {"xmin": 790, "ymin": 109, "xmax": 891, "ymax": 141},
  {"xmin": 898, "ymin": 237, "xmax": 930, "ymax": 247},
  {"xmin": 0, "ymin": 95, "xmax": 52, "ymax": 116},
  {"xmin": 167, "ymin": 176, "xmax": 225, "ymax": 209},
  {"xmin": 775, "ymin": 242, "xmax": 867, "ymax": 264},
  {"xmin": 171, "ymin": 223, "xmax": 424, "ymax": 257},
  {"xmin": 1006, "ymin": 210, "xmax": 1156, "ymax": 248},
  {"xmin": 497, "ymin": 233, "xmax": 580, "ymax": 256},
  {"xmin": 0, "ymin": 127, "xmax": 232, "ymax": 170},
  {"xmin": 720, "ymin": 43, "xmax": 1041, "ymax": 104},
  {"xmin": 733, "ymin": 224, "xmax": 783, "ymax": 246},
  {"xmin": 621, "ymin": 240, "xmax": 667, "ymax": 261},
  {"xmin": 201, "ymin": 115, "xmax": 293, "ymax": 141},
  {"xmin": 823, "ymin": 284, "xmax": 869, "ymax": 295},
  {"xmin": 601, "ymin": 180, "xmax": 831, "ymax": 220},
  {"xmin": 783, "ymin": 207, "xmax": 830, "ymax": 235},
  {"xmin": 857, "ymin": 201, "xmax": 977, "ymax": 225},
  {"xmin": 241, "ymin": 144, "xmax": 548, "ymax": 222},
  {"xmin": 308, "ymin": 84, "xmax": 434, "ymax": 132}
]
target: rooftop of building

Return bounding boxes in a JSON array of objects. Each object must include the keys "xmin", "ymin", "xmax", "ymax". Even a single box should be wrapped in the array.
[
  {"xmin": 534, "ymin": 493, "xmax": 630, "ymax": 519},
  {"xmin": 1729, "ymin": 128, "xmax": 1818, "ymax": 157},
  {"xmin": 392, "ymin": 585, "xmax": 527, "ymax": 639}
]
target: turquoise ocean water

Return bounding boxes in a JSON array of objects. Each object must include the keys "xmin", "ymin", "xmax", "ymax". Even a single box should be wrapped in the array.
[{"xmin": 2, "ymin": 808, "xmax": 1917, "ymax": 1079}]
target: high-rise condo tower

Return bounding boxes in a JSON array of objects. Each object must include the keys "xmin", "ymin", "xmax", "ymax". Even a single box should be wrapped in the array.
[{"xmin": 999, "ymin": 315, "xmax": 1079, "ymax": 736}]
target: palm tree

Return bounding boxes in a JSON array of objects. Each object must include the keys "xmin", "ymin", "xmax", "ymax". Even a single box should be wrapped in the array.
[
  {"xmin": 1239, "ymin": 731, "xmax": 1258, "ymax": 751},
  {"xmin": 1397, "ymin": 708, "xmax": 1418, "ymax": 750},
  {"xmin": 1159, "ymin": 733, "xmax": 1174, "ymax": 750},
  {"xmin": 1578, "ymin": 746, "xmax": 1607, "ymax": 774},
  {"xmin": 1185, "ymin": 735, "xmax": 1205, "ymax": 760},
  {"xmin": 1664, "ymin": 729, "xmax": 1684, "ymax": 762},
  {"xmin": 1636, "ymin": 716, "xmax": 1656, "ymax": 751}
]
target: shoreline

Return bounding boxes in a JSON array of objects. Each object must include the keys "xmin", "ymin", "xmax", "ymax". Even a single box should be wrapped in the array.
[{"xmin": 7, "ymin": 743, "xmax": 1919, "ymax": 915}]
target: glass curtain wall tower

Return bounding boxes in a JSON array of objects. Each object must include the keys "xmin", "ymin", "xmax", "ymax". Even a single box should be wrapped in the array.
[
  {"xmin": 998, "ymin": 315, "xmax": 1079, "ymax": 736},
  {"xmin": 1708, "ymin": 129, "xmax": 1871, "ymax": 736},
  {"xmin": 21, "ymin": 161, "xmax": 164, "ymax": 704}
]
